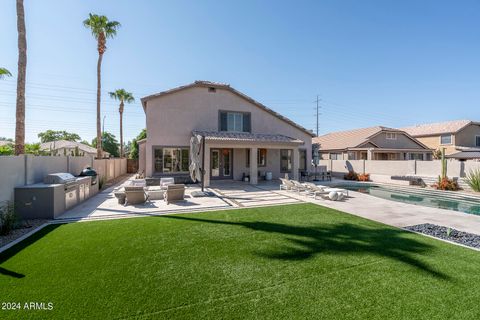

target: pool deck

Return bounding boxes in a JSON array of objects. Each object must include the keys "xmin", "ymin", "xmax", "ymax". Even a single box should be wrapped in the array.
[{"xmin": 255, "ymin": 181, "xmax": 480, "ymax": 235}]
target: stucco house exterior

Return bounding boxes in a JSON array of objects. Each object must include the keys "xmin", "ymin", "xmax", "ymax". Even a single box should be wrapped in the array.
[
  {"xmin": 314, "ymin": 126, "xmax": 432, "ymax": 161},
  {"xmin": 402, "ymin": 120, "xmax": 480, "ymax": 160},
  {"xmin": 138, "ymin": 81, "xmax": 315, "ymax": 186},
  {"xmin": 40, "ymin": 140, "xmax": 110, "ymax": 158}
]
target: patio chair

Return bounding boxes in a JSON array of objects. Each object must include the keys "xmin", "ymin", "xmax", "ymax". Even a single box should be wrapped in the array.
[
  {"xmin": 160, "ymin": 177, "xmax": 175, "ymax": 189},
  {"xmin": 303, "ymin": 182, "xmax": 329, "ymax": 199},
  {"xmin": 290, "ymin": 180, "xmax": 308, "ymax": 194},
  {"xmin": 124, "ymin": 187, "xmax": 148, "ymax": 205},
  {"xmin": 164, "ymin": 184, "xmax": 186, "ymax": 204},
  {"xmin": 279, "ymin": 178, "xmax": 295, "ymax": 191}
]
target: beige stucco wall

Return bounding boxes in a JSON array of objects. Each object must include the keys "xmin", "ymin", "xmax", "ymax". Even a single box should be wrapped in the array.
[
  {"xmin": 455, "ymin": 124, "xmax": 480, "ymax": 148},
  {"xmin": 144, "ymin": 86, "xmax": 313, "ymax": 177},
  {"xmin": 369, "ymin": 132, "xmax": 425, "ymax": 149},
  {"xmin": 138, "ymin": 140, "xmax": 146, "ymax": 174},
  {"xmin": 415, "ymin": 135, "xmax": 456, "ymax": 154}
]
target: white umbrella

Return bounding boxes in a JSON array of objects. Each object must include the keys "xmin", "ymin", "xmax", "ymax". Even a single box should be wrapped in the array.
[{"xmin": 189, "ymin": 135, "xmax": 203, "ymax": 182}]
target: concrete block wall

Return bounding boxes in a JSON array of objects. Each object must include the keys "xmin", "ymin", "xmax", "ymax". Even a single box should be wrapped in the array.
[{"xmin": 1, "ymin": 156, "xmax": 127, "ymax": 203}]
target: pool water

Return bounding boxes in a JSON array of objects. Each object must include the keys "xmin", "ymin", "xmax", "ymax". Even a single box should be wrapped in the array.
[{"xmin": 338, "ymin": 184, "xmax": 480, "ymax": 215}]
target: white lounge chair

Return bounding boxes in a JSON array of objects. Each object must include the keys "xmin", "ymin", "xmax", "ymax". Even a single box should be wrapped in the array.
[
  {"xmin": 290, "ymin": 180, "xmax": 308, "ymax": 194},
  {"xmin": 303, "ymin": 183, "xmax": 329, "ymax": 199},
  {"xmin": 160, "ymin": 177, "xmax": 175, "ymax": 189},
  {"xmin": 279, "ymin": 178, "xmax": 295, "ymax": 191}
]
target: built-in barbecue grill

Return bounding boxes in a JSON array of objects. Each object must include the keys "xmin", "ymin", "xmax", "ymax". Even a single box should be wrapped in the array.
[
  {"xmin": 44, "ymin": 173, "xmax": 78, "ymax": 189},
  {"xmin": 16, "ymin": 170, "xmax": 99, "ymax": 220}
]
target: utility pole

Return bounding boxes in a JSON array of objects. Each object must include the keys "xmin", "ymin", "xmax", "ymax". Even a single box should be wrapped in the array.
[{"xmin": 315, "ymin": 95, "xmax": 320, "ymax": 136}]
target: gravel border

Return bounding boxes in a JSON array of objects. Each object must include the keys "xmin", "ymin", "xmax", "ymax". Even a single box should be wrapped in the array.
[
  {"xmin": 0, "ymin": 219, "xmax": 50, "ymax": 248},
  {"xmin": 405, "ymin": 223, "xmax": 480, "ymax": 249}
]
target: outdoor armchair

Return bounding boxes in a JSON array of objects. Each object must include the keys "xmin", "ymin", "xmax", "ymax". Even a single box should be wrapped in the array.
[{"xmin": 164, "ymin": 184, "xmax": 186, "ymax": 204}]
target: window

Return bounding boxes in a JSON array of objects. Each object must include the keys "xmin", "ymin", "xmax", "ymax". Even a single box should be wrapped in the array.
[
  {"xmin": 409, "ymin": 153, "xmax": 424, "ymax": 161},
  {"xmin": 347, "ymin": 151, "xmax": 356, "ymax": 160},
  {"xmin": 208, "ymin": 87, "xmax": 216, "ymax": 93},
  {"xmin": 299, "ymin": 149, "xmax": 307, "ymax": 171},
  {"xmin": 154, "ymin": 147, "xmax": 189, "ymax": 173},
  {"xmin": 245, "ymin": 148, "xmax": 267, "ymax": 167},
  {"xmin": 330, "ymin": 153, "xmax": 342, "ymax": 160},
  {"xmin": 219, "ymin": 111, "xmax": 251, "ymax": 132},
  {"xmin": 386, "ymin": 132, "xmax": 397, "ymax": 140},
  {"xmin": 476, "ymin": 136, "xmax": 480, "ymax": 147},
  {"xmin": 280, "ymin": 149, "xmax": 293, "ymax": 173},
  {"xmin": 440, "ymin": 134, "xmax": 452, "ymax": 145}
]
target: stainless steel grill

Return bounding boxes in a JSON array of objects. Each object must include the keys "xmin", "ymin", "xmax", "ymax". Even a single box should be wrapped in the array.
[{"xmin": 44, "ymin": 173, "xmax": 78, "ymax": 190}]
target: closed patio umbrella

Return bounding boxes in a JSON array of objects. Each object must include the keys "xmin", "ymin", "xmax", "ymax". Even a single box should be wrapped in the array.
[{"xmin": 189, "ymin": 134, "xmax": 202, "ymax": 182}]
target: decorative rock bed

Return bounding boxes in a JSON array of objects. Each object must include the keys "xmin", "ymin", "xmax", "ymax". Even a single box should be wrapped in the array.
[
  {"xmin": 0, "ymin": 219, "xmax": 49, "ymax": 249},
  {"xmin": 405, "ymin": 223, "xmax": 480, "ymax": 249}
]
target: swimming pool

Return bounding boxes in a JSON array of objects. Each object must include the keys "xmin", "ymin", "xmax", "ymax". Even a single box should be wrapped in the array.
[{"xmin": 336, "ymin": 184, "xmax": 480, "ymax": 215}]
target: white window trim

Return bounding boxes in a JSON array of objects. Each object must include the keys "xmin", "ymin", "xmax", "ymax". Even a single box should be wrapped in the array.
[
  {"xmin": 440, "ymin": 134, "xmax": 453, "ymax": 145},
  {"xmin": 386, "ymin": 132, "xmax": 397, "ymax": 140},
  {"xmin": 227, "ymin": 112, "xmax": 244, "ymax": 132}
]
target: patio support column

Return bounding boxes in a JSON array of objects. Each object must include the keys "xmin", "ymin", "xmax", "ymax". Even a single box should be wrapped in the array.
[
  {"xmin": 249, "ymin": 147, "xmax": 258, "ymax": 185},
  {"xmin": 203, "ymin": 144, "xmax": 211, "ymax": 187},
  {"xmin": 367, "ymin": 148, "xmax": 374, "ymax": 160},
  {"xmin": 293, "ymin": 148, "xmax": 300, "ymax": 181}
]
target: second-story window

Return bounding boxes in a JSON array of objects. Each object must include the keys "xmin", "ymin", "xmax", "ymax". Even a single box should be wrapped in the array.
[
  {"xmin": 219, "ymin": 111, "xmax": 251, "ymax": 132},
  {"xmin": 386, "ymin": 132, "xmax": 397, "ymax": 140},
  {"xmin": 440, "ymin": 134, "xmax": 452, "ymax": 145}
]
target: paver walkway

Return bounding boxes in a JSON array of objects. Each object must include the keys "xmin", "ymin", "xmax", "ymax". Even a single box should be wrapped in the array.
[{"xmin": 209, "ymin": 181, "xmax": 302, "ymax": 207}]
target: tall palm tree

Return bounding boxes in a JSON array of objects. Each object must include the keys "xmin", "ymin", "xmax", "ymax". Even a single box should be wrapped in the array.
[
  {"xmin": 83, "ymin": 13, "xmax": 120, "ymax": 159},
  {"xmin": 15, "ymin": 0, "xmax": 27, "ymax": 155},
  {"xmin": 108, "ymin": 89, "xmax": 134, "ymax": 158},
  {"xmin": 0, "ymin": 68, "xmax": 12, "ymax": 79}
]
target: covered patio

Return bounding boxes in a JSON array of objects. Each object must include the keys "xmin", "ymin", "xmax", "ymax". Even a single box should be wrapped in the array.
[{"xmin": 193, "ymin": 130, "xmax": 309, "ymax": 187}]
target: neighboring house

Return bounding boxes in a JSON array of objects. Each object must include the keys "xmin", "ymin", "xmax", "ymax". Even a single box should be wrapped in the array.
[
  {"xmin": 40, "ymin": 140, "xmax": 110, "ymax": 158},
  {"xmin": 139, "ymin": 80, "xmax": 315, "ymax": 185},
  {"xmin": 314, "ymin": 126, "xmax": 432, "ymax": 161},
  {"xmin": 402, "ymin": 120, "xmax": 480, "ymax": 160}
]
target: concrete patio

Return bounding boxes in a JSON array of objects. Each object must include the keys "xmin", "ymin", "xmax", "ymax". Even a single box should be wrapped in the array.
[{"xmin": 56, "ymin": 176, "xmax": 480, "ymax": 237}]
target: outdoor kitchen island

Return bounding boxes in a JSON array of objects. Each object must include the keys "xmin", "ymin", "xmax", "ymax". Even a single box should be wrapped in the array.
[{"xmin": 14, "ymin": 173, "xmax": 99, "ymax": 219}]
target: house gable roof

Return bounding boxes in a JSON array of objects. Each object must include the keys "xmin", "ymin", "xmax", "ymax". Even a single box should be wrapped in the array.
[
  {"xmin": 40, "ymin": 140, "xmax": 109, "ymax": 155},
  {"xmin": 313, "ymin": 126, "xmax": 429, "ymax": 151},
  {"xmin": 140, "ymin": 80, "xmax": 315, "ymax": 137},
  {"xmin": 401, "ymin": 120, "xmax": 479, "ymax": 137},
  {"xmin": 313, "ymin": 126, "xmax": 399, "ymax": 150}
]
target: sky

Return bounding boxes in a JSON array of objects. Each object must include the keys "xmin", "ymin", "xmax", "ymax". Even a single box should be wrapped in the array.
[{"xmin": 0, "ymin": 0, "xmax": 479, "ymax": 143}]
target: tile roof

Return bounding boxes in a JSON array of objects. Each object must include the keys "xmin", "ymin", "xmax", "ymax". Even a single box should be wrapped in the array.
[
  {"xmin": 192, "ymin": 130, "xmax": 304, "ymax": 144},
  {"xmin": 446, "ymin": 151, "xmax": 480, "ymax": 160},
  {"xmin": 401, "ymin": 120, "xmax": 477, "ymax": 137},
  {"xmin": 141, "ymin": 81, "xmax": 315, "ymax": 137},
  {"xmin": 40, "ymin": 140, "xmax": 106, "ymax": 155},
  {"xmin": 313, "ymin": 126, "xmax": 401, "ymax": 150}
]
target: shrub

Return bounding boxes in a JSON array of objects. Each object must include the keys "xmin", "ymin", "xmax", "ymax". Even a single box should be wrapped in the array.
[
  {"xmin": 0, "ymin": 201, "xmax": 18, "ymax": 236},
  {"xmin": 433, "ymin": 176, "xmax": 460, "ymax": 191},
  {"xmin": 358, "ymin": 173, "xmax": 370, "ymax": 182},
  {"xmin": 344, "ymin": 171, "xmax": 358, "ymax": 181},
  {"xmin": 465, "ymin": 169, "xmax": 480, "ymax": 192}
]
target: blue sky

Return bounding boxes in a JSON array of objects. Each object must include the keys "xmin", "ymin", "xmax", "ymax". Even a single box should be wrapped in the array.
[{"xmin": 1, "ymin": 0, "xmax": 479, "ymax": 143}]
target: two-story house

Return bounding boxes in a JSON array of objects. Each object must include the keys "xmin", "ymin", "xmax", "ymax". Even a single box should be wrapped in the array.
[
  {"xmin": 138, "ymin": 81, "xmax": 314, "ymax": 186},
  {"xmin": 402, "ymin": 120, "xmax": 480, "ymax": 160},
  {"xmin": 314, "ymin": 126, "xmax": 432, "ymax": 161}
]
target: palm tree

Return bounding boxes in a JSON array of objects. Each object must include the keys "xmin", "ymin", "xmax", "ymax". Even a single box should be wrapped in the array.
[
  {"xmin": 15, "ymin": 0, "xmax": 27, "ymax": 155},
  {"xmin": 83, "ymin": 13, "xmax": 120, "ymax": 159},
  {"xmin": 109, "ymin": 89, "xmax": 134, "ymax": 158},
  {"xmin": 0, "ymin": 68, "xmax": 12, "ymax": 79}
]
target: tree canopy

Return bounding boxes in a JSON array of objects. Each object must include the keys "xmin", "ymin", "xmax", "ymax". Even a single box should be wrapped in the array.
[
  {"xmin": 0, "ymin": 67, "xmax": 12, "ymax": 79},
  {"xmin": 129, "ymin": 129, "xmax": 146, "ymax": 159},
  {"xmin": 92, "ymin": 132, "xmax": 119, "ymax": 158},
  {"xmin": 109, "ymin": 89, "xmax": 134, "ymax": 104},
  {"xmin": 38, "ymin": 130, "xmax": 81, "ymax": 143}
]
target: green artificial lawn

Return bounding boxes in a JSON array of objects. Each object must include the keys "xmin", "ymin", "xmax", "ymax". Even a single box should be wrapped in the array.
[{"xmin": 1, "ymin": 203, "xmax": 480, "ymax": 319}]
